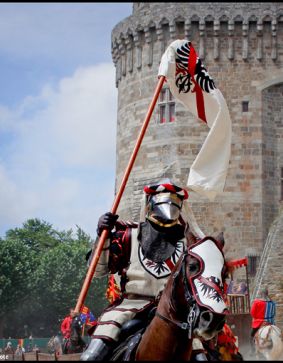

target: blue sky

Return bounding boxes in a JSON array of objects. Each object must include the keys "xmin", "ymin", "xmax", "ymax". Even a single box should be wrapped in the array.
[{"xmin": 0, "ymin": 3, "xmax": 133, "ymax": 238}]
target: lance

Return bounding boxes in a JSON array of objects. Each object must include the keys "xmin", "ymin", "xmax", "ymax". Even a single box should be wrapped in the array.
[{"xmin": 75, "ymin": 75, "xmax": 166, "ymax": 313}]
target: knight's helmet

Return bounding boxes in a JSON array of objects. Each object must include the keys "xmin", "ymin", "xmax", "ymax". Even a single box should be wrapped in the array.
[{"xmin": 143, "ymin": 178, "xmax": 189, "ymax": 227}]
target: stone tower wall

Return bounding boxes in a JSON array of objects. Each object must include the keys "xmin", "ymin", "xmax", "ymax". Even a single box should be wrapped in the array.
[{"xmin": 111, "ymin": 2, "xmax": 283, "ymax": 322}]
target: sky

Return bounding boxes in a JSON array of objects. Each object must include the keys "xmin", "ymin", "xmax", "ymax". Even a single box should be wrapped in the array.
[{"xmin": 0, "ymin": 2, "xmax": 133, "ymax": 238}]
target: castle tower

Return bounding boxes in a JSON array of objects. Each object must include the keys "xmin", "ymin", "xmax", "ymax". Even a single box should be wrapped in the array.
[{"xmin": 111, "ymin": 2, "xmax": 283, "ymax": 322}]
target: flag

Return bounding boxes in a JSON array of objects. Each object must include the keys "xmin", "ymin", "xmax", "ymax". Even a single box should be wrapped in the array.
[
  {"xmin": 226, "ymin": 257, "xmax": 248, "ymax": 269},
  {"xmin": 106, "ymin": 274, "xmax": 121, "ymax": 304},
  {"xmin": 158, "ymin": 39, "xmax": 232, "ymax": 201},
  {"xmin": 86, "ymin": 311, "xmax": 97, "ymax": 327},
  {"xmin": 80, "ymin": 305, "xmax": 96, "ymax": 326},
  {"xmin": 81, "ymin": 305, "xmax": 90, "ymax": 315}
]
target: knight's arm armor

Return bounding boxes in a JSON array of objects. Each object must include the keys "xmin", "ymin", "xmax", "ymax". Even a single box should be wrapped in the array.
[{"xmin": 86, "ymin": 215, "xmax": 133, "ymax": 277}]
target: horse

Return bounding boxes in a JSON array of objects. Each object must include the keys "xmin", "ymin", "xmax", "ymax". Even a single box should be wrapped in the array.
[
  {"xmin": 109, "ymin": 234, "xmax": 229, "ymax": 361},
  {"xmin": 254, "ymin": 324, "xmax": 283, "ymax": 360},
  {"xmin": 48, "ymin": 315, "xmax": 86, "ymax": 355},
  {"xmin": 47, "ymin": 334, "xmax": 63, "ymax": 356}
]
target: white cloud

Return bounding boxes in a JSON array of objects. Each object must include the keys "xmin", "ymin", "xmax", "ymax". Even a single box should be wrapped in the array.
[{"xmin": 0, "ymin": 62, "xmax": 117, "ymax": 237}]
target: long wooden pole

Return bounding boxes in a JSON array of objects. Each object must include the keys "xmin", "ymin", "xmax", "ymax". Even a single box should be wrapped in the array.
[{"xmin": 75, "ymin": 76, "xmax": 166, "ymax": 313}]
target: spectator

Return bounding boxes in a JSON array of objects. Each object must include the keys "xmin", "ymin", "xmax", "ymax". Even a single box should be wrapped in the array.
[
  {"xmin": 61, "ymin": 308, "xmax": 77, "ymax": 354},
  {"xmin": 15, "ymin": 344, "xmax": 23, "ymax": 356},
  {"xmin": 61, "ymin": 308, "xmax": 76, "ymax": 340},
  {"xmin": 4, "ymin": 341, "xmax": 14, "ymax": 354}
]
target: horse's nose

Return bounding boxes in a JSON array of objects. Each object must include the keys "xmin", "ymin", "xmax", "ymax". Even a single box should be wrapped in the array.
[{"xmin": 198, "ymin": 311, "xmax": 214, "ymax": 330}]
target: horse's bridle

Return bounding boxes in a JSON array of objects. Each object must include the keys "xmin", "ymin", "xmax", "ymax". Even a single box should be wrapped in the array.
[{"xmin": 155, "ymin": 251, "xmax": 200, "ymax": 339}]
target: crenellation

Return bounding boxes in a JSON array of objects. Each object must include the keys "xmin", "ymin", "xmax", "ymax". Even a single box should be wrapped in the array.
[{"xmin": 112, "ymin": 3, "xmax": 283, "ymax": 77}]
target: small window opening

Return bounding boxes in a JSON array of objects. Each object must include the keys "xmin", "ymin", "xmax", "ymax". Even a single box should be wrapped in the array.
[
  {"xmin": 247, "ymin": 254, "xmax": 259, "ymax": 277},
  {"xmin": 158, "ymin": 88, "xmax": 175, "ymax": 123},
  {"xmin": 242, "ymin": 101, "xmax": 249, "ymax": 112}
]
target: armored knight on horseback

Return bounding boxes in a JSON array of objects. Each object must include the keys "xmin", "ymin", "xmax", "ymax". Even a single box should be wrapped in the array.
[
  {"xmin": 81, "ymin": 179, "xmax": 214, "ymax": 361},
  {"xmin": 78, "ymin": 38, "xmax": 232, "ymax": 361}
]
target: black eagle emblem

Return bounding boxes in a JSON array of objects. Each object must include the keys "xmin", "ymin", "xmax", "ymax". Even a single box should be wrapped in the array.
[{"xmin": 175, "ymin": 41, "xmax": 217, "ymax": 94}]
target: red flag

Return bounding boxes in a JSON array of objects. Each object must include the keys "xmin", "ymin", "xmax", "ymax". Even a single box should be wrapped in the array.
[{"xmin": 226, "ymin": 257, "xmax": 248, "ymax": 269}]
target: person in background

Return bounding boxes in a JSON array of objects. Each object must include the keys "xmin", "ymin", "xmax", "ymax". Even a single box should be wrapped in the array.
[
  {"xmin": 250, "ymin": 286, "xmax": 276, "ymax": 353},
  {"xmin": 4, "ymin": 341, "xmax": 14, "ymax": 355},
  {"xmin": 61, "ymin": 308, "xmax": 76, "ymax": 341},
  {"xmin": 15, "ymin": 344, "xmax": 23, "ymax": 356}
]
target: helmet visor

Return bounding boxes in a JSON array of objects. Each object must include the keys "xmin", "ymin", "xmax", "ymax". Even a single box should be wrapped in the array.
[{"xmin": 148, "ymin": 193, "xmax": 182, "ymax": 224}]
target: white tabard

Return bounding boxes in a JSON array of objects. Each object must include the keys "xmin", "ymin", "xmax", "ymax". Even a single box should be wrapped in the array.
[{"xmin": 92, "ymin": 227, "xmax": 186, "ymax": 342}]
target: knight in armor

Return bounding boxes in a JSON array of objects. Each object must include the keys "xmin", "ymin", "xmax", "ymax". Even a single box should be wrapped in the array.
[
  {"xmin": 249, "ymin": 286, "xmax": 276, "ymax": 354},
  {"xmin": 80, "ymin": 179, "xmax": 197, "ymax": 361}
]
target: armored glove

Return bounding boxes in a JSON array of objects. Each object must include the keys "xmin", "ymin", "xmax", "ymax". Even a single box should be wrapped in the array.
[{"xmin": 96, "ymin": 212, "xmax": 119, "ymax": 236}]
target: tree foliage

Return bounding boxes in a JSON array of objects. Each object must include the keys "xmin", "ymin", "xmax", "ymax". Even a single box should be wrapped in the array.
[
  {"xmin": 0, "ymin": 238, "xmax": 37, "ymax": 317},
  {"xmin": 0, "ymin": 219, "xmax": 109, "ymax": 338}
]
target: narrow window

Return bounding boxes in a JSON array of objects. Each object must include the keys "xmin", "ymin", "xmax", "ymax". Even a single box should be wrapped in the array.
[
  {"xmin": 242, "ymin": 101, "xmax": 249, "ymax": 112},
  {"xmin": 247, "ymin": 254, "xmax": 259, "ymax": 277},
  {"xmin": 160, "ymin": 88, "xmax": 166, "ymax": 102},
  {"xmin": 158, "ymin": 88, "xmax": 175, "ymax": 123},
  {"xmin": 169, "ymin": 103, "xmax": 175, "ymax": 122},
  {"xmin": 159, "ymin": 105, "xmax": 166, "ymax": 124}
]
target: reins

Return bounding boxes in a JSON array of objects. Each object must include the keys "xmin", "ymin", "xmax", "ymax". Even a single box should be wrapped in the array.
[{"xmin": 155, "ymin": 251, "xmax": 199, "ymax": 339}]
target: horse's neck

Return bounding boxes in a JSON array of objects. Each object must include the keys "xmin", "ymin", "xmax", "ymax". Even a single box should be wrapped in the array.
[
  {"xmin": 157, "ymin": 258, "xmax": 187, "ymax": 319},
  {"xmin": 136, "ymin": 260, "xmax": 192, "ymax": 361},
  {"xmin": 270, "ymin": 326, "xmax": 283, "ymax": 359},
  {"xmin": 135, "ymin": 315, "xmax": 193, "ymax": 361}
]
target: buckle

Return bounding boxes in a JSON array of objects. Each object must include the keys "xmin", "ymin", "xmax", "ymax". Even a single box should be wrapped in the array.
[{"xmin": 181, "ymin": 322, "xmax": 188, "ymax": 330}]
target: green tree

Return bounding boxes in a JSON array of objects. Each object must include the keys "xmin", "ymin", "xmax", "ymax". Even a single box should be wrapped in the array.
[
  {"xmin": 5, "ymin": 218, "xmax": 64, "ymax": 252},
  {"xmin": 1, "ymin": 219, "xmax": 108, "ymax": 338},
  {"xmin": 0, "ymin": 237, "xmax": 38, "ymax": 337},
  {"xmin": 30, "ymin": 240, "xmax": 108, "ymax": 336}
]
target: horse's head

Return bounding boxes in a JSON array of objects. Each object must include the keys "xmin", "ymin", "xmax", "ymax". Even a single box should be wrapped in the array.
[{"xmin": 167, "ymin": 233, "xmax": 228, "ymax": 342}]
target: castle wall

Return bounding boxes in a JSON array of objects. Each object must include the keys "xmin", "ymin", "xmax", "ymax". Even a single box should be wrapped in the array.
[{"xmin": 111, "ymin": 3, "xmax": 283, "ymax": 300}]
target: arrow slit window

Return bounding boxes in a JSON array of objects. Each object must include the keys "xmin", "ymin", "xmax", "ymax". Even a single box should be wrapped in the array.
[{"xmin": 158, "ymin": 88, "xmax": 175, "ymax": 124}]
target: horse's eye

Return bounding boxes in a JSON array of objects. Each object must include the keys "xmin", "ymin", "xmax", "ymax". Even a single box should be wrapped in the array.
[{"xmin": 189, "ymin": 261, "xmax": 199, "ymax": 274}]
